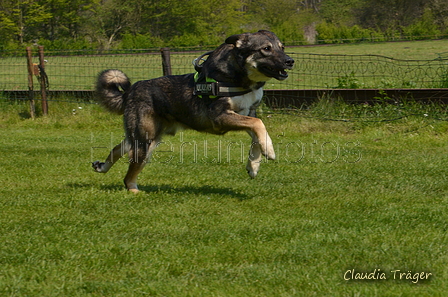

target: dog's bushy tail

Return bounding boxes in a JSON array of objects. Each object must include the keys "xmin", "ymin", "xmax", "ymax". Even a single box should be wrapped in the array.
[{"xmin": 95, "ymin": 69, "xmax": 131, "ymax": 114}]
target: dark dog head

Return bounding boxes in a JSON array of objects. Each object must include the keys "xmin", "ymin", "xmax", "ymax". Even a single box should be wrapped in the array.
[{"xmin": 225, "ymin": 30, "xmax": 294, "ymax": 82}]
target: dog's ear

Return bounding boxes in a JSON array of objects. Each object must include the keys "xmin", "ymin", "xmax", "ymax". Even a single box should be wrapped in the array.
[{"xmin": 225, "ymin": 33, "xmax": 249, "ymax": 48}]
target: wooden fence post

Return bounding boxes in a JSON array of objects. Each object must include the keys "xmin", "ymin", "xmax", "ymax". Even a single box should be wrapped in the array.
[
  {"xmin": 38, "ymin": 46, "xmax": 48, "ymax": 116},
  {"xmin": 26, "ymin": 47, "xmax": 35, "ymax": 119},
  {"xmin": 160, "ymin": 48, "xmax": 172, "ymax": 76}
]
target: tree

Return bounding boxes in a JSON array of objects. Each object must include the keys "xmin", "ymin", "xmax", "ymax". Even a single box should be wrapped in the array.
[
  {"xmin": 40, "ymin": 0, "xmax": 93, "ymax": 41},
  {"xmin": 356, "ymin": 0, "xmax": 426, "ymax": 34},
  {"xmin": 320, "ymin": 0, "xmax": 362, "ymax": 26},
  {"xmin": 0, "ymin": 0, "xmax": 17, "ymax": 45},
  {"xmin": 300, "ymin": 0, "xmax": 322, "ymax": 13},
  {"xmin": 1, "ymin": 0, "xmax": 447, "ymax": 50},
  {"xmin": 0, "ymin": 0, "xmax": 52, "ymax": 44},
  {"xmin": 111, "ymin": 0, "xmax": 248, "ymax": 47},
  {"xmin": 80, "ymin": 0, "xmax": 136, "ymax": 49},
  {"xmin": 244, "ymin": 0, "xmax": 314, "ymax": 42},
  {"xmin": 427, "ymin": 0, "xmax": 448, "ymax": 32}
]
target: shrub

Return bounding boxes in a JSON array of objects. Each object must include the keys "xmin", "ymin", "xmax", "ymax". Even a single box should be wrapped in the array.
[
  {"xmin": 167, "ymin": 33, "xmax": 222, "ymax": 49},
  {"xmin": 273, "ymin": 18, "xmax": 307, "ymax": 45},
  {"xmin": 403, "ymin": 9, "xmax": 441, "ymax": 40},
  {"xmin": 335, "ymin": 71, "xmax": 363, "ymax": 89},
  {"xmin": 119, "ymin": 33, "xmax": 164, "ymax": 49},
  {"xmin": 316, "ymin": 22, "xmax": 338, "ymax": 43},
  {"xmin": 37, "ymin": 38, "xmax": 97, "ymax": 51},
  {"xmin": 438, "ymin": 69, "xmax": 448, "ymax": 88},
  {"xmin": 316, "ymin": 22, "xmax": 378, "ymax": 43}
]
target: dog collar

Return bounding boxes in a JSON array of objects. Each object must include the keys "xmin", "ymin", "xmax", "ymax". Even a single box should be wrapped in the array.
[{"xmin": 193, "ymin": 72, "xmax": 252, "ymax": 98}]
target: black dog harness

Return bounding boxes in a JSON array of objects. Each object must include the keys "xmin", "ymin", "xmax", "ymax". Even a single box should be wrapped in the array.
[
  {"xmin": 192, "ymin": 52, "xmax": 252, "ymax": 98},
  {"xmin": 193, "ymin": 73, "xmax": 253, "ymax": 98}
]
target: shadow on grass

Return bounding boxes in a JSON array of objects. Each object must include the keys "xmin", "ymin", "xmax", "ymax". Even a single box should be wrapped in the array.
[
  {"xmin": 68, "ymin": 182, "xmax": 250, "ymax": 201},
  {"xmin": 139, "ymin": 184, "xmax": 250, "ymax": 201}
]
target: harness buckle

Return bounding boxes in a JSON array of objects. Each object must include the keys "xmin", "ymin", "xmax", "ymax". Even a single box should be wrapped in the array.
[{"xmin": 193, "ymin": 82, "xmax": 219, "ymax": 96}]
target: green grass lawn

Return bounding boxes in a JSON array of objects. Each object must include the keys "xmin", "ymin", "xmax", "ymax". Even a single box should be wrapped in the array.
[
  {"xmin": 0, "ymin": 101, "xmax": 447, "ymax": 296},
  {"xmin": 289, "ymin": 39, "xmax": 448, "ymax": 60}
]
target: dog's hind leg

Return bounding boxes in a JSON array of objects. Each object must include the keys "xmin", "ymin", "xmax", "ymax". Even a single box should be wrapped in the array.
[
  {"xmin": 123, "ymin": 138, "xmax": 159, "ymax": 193},
  {"xmin": 246, "ymin": 131, "xmax": 263, "ymax": 178},
  {"xmin": 92, "ymin": 140, "xmax": 130, "ymax": 173}
]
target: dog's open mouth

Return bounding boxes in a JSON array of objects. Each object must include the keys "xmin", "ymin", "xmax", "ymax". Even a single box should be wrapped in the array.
[{"xmin": 260, "ymin": 66, "xmax": 289, "ymax": 80}]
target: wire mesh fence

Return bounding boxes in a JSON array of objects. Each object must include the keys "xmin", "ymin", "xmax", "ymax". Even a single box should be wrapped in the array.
[
  {"xmin": 1, "ymin": 48, "xmax": 448, "ymax": 105},
  {"xmin": 287, "ymin": 53, "xmax": 448, "ymax": 90}
]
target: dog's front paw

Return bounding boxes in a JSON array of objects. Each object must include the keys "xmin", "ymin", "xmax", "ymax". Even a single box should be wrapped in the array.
[
  {"xmin": 264, "ymin": 146, "xmax": 276, "ymax": 160},
  {"xmin": 246, "ymin": 159, "xmax": 260, "ymax": 179},
  {"xmin": 259, "ymin": 132, "xmax": 275, "ymax": 160},
  {"xmin": 261, "ymin": 140, "xmax": 276, "ymax": 160},
  {"xmin": 92, "ymin": 161, "xmax": 106, "ymax": 173}
]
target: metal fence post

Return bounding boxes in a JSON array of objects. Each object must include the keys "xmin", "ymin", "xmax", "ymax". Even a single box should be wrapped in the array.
[
  {"xmin": 160, "ymin": 48, "xmax": 172, "ymax": 76},
  {"xmin": 38, "ymin": 46, "xmax": 48, "ymax": 116},
  {"xmin": 26, "ymin": 47, "xmax": 35, "ymax": 119}
]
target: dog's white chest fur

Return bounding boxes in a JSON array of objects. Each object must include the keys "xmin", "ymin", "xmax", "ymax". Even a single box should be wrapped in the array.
[{"xmin": 228, "ymin": 88, "xmax": 263, "ymax": 116}]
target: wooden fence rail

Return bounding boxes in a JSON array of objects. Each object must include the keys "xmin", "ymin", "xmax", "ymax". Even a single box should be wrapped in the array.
[{"xmin": 3, "ymin": 89, "xmax": 448, "ymax": 108}]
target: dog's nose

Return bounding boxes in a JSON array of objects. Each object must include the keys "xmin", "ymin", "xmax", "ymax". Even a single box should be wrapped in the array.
[{"xmin": 285, "ymin": 57, "xmax": 295, "ymax": 67}]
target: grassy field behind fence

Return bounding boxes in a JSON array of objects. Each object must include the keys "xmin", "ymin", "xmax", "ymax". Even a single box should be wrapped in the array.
[
  {"xmin": 0, "ymin": 100, "xmax": 447, "ymax": 295},
  {"xmin": 1, "ymin": 39, "xmax": 448, "ymax": 93}
]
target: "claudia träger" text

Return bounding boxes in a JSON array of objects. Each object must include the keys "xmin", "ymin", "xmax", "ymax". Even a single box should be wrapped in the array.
[{"xmin": 344, "ymin": 269, "xmax": 432, "ymax": 283}]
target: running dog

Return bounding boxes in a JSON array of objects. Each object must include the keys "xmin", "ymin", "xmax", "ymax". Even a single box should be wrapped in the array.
[{"xmin": 93, "ymin": 30, "xmax": 294, "ymax": 193}]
